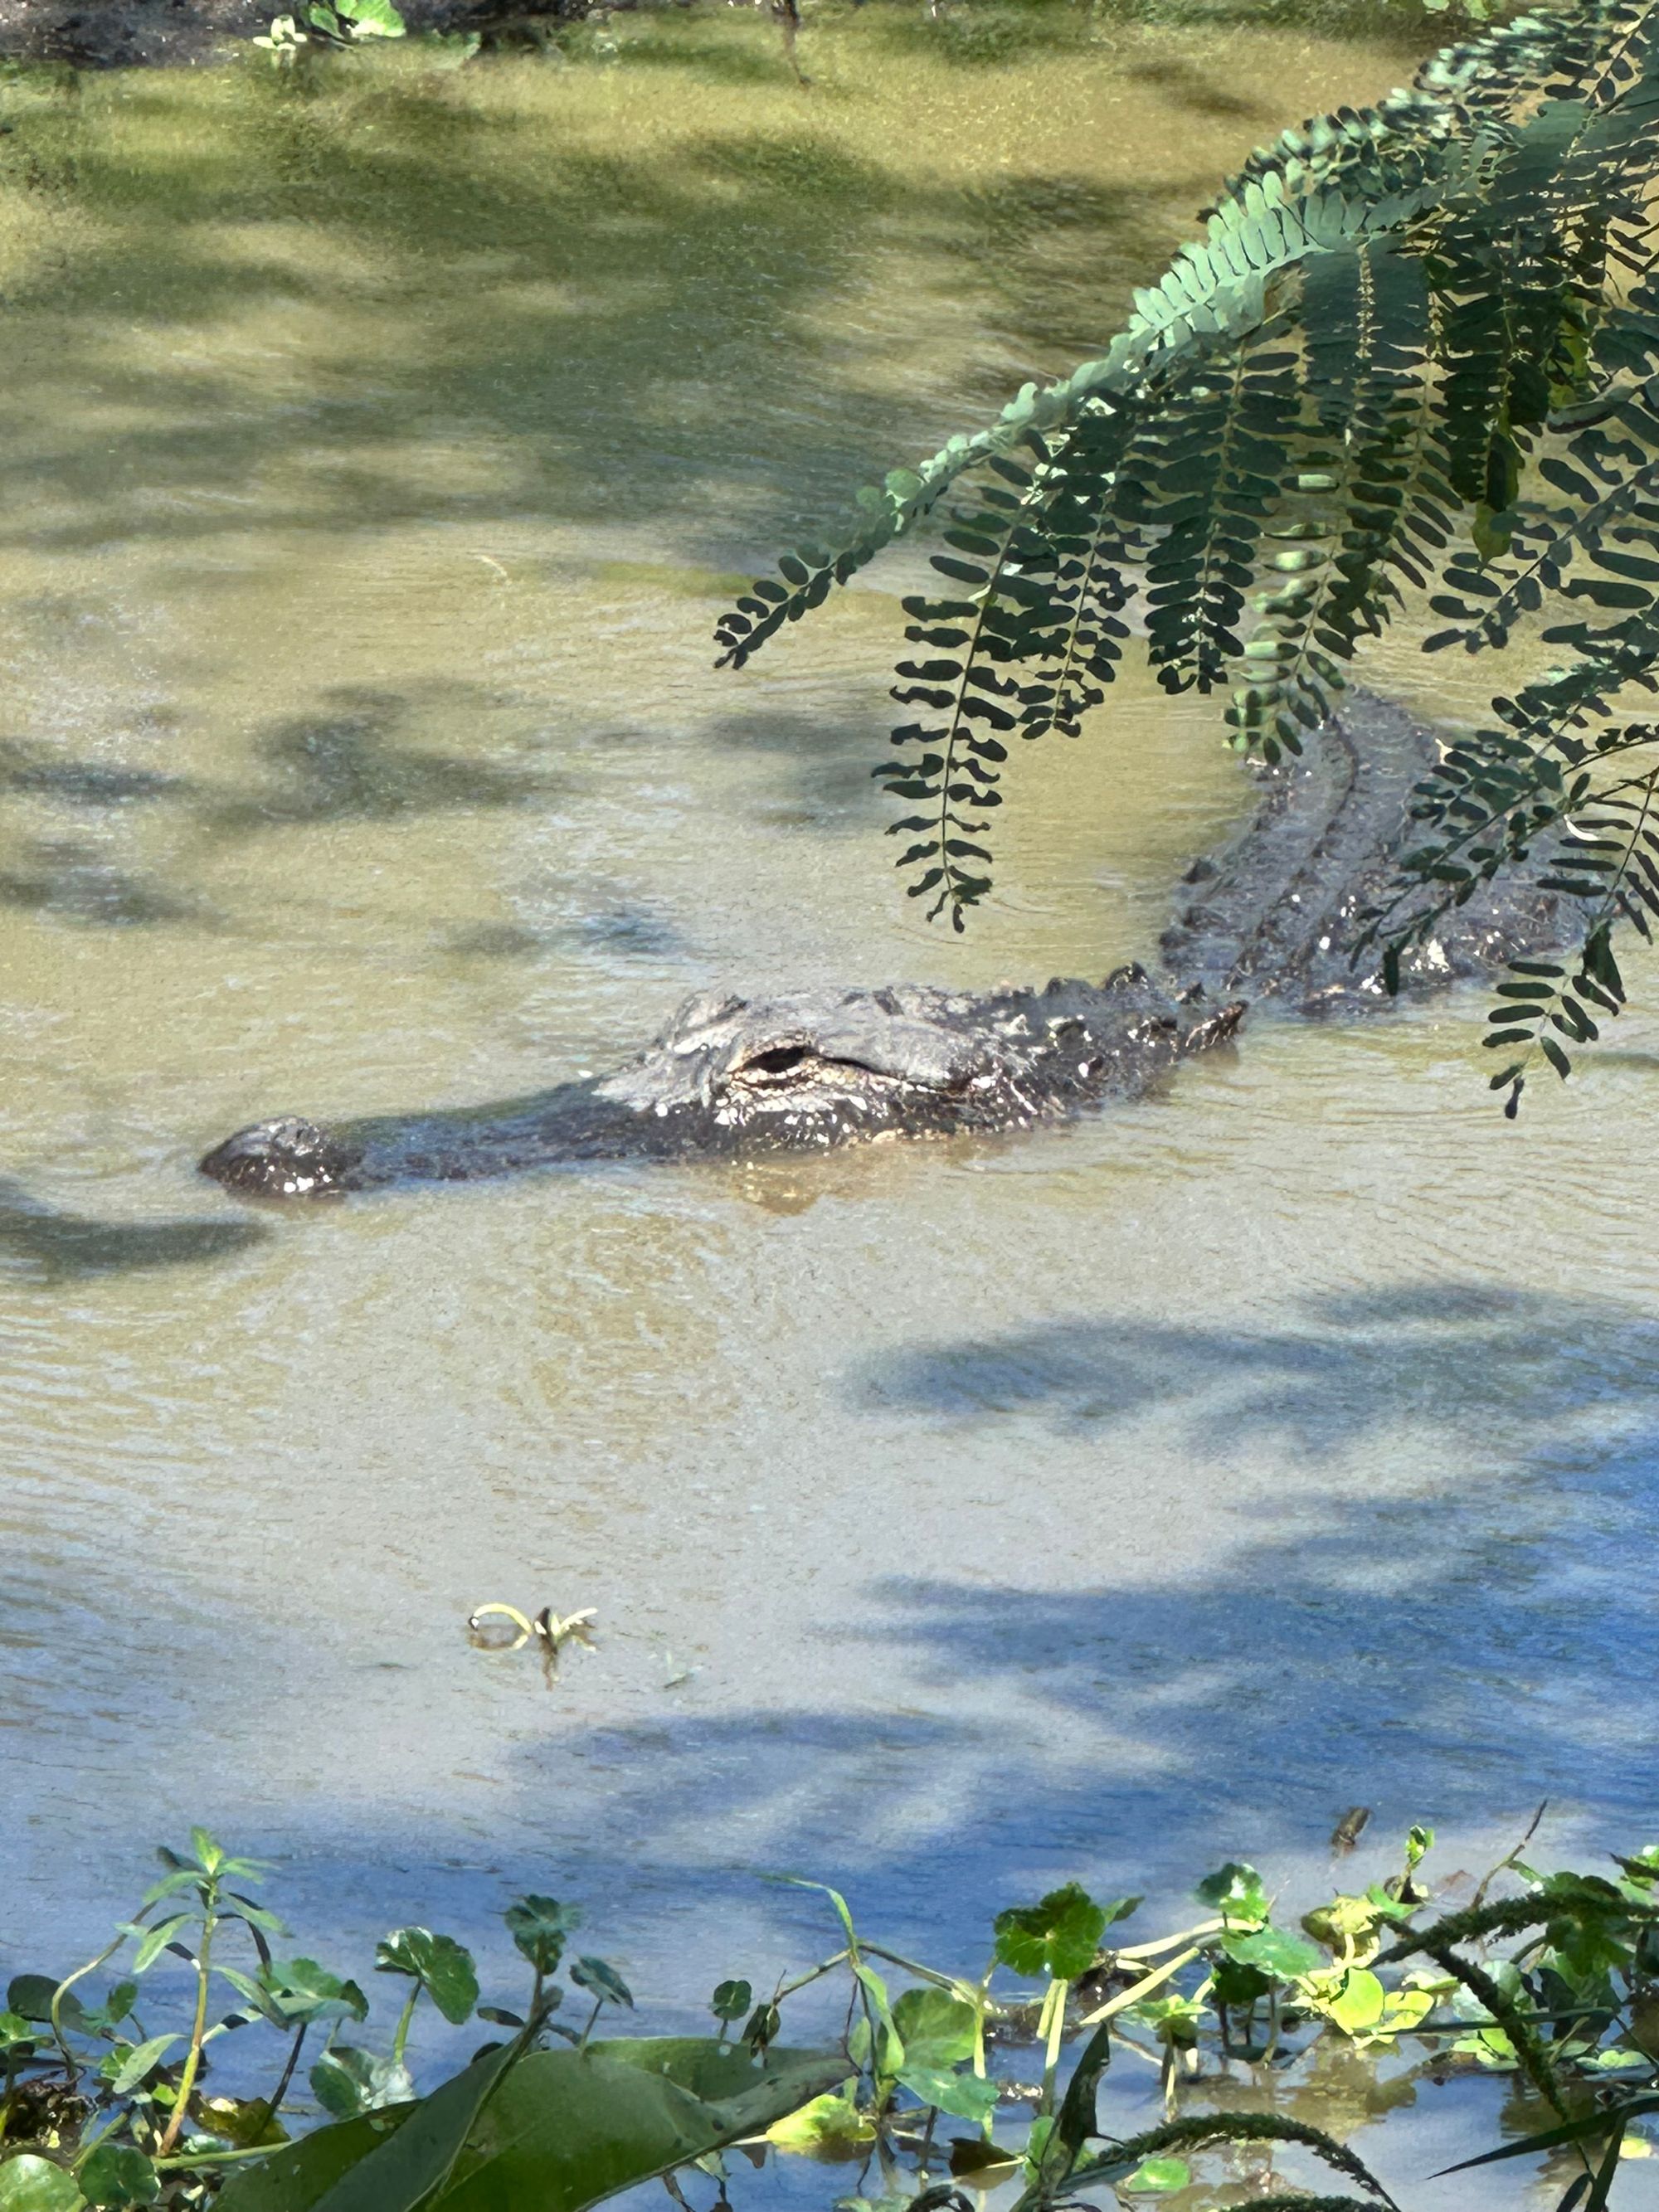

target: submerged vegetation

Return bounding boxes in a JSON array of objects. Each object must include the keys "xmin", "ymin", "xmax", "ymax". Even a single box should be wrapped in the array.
[
  {"xmin": 720, "ymin": 0, "xmax": 1659, "ymax": 1110},
  {"xmin": 5, "ymin": 1822, "xmax": 1659, "ymax": 2208}
]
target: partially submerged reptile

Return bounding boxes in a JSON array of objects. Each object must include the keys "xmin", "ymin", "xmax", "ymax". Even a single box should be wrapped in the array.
[{"xmin": 200, "ymin": 693, "xmax": 1564, "ymax": 1199}]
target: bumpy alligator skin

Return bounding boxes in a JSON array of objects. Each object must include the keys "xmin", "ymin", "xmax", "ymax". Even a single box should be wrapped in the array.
[{"xmin": 200, "ymin": 693, "xmax": 1564, "ymax": 1199}]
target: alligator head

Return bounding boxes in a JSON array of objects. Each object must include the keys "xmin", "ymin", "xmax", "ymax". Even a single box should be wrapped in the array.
[
  {"xmin": 197, "ymin": 1116, "xmax": 360, "ymax": 1199},
  {"xmin": 592, "ymin": 984, "xmax": 999, "ymax": 1141}
]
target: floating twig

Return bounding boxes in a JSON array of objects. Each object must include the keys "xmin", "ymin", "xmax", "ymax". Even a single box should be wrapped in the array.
[{"xmin": 468, "ymin": 1602, "xmax": 598, "ymax": 1686}]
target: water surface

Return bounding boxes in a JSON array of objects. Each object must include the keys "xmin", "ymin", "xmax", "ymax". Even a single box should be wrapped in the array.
[{"xmin": 2, "ymin": 17, "xmax": 1657, "ymax": 2201}]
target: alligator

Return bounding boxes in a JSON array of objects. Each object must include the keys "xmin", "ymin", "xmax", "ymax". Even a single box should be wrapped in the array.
[{"xmin": 199, "ymin": 692, "xmax": 1565, "ymax": 1200}]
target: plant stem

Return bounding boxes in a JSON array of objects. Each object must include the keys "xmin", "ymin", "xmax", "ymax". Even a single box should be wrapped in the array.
[
  {"xmin": 771, "ymin": 1950, "xmax": 851, "ymax": 2005},
  {"xmin": 260, "ymin": 2021, "xmax": 308, "ymax": 2123},
  {"xmin": 0, "ymin": 2040, "xmax": 19, "ymax": 2142},
  {"xmin": 51, "ymin": 1933, "xmax": 128, "ymax": 2085},
  {"xmin": 1471, "ymin": 1799, "xmax": 1548, "ymax": 1912},
  {"xmin": 1037, "ymin": 1976, "xmax": 1069, "ymax": 2115},
  {"xmin": 1075, "ymin": 1945, "xmax": 1202, "ymax": 2029},
  {"xmin": 972, "ymin": 1971, "xmax": 993, "ymax": 2142},
  {"xmin": 859, "ymin": 1943, "xmax": 975, "ymax": 1997},
  {"xmin": 154, "ymin": 2142, "xmax": 290, "ymax": 2171},
  {"xmin": 157, "ymin": 1913, "xmax": 216, "ymax": 2160},
  {"xmin": 1113, "ymin": 1920, "xmax": 1225, "ymax": 1963},
  {"xmin": 391, "ymin": 1985, "xmax": 421, "ymax": 2067}
]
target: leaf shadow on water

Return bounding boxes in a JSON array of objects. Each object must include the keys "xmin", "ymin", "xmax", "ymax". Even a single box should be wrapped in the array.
[
  {"xmin": 698, "ymin": 702, "xmax": 887, "ymax": 834},
  {"xmin": 0, "ymin": 52, "xmax": 1249, "ymax": 568},
  {"xmin": 0, "ymin": 87, "xmax": 905, "ymax": 555},
  {"xmin": 0, "ymin": 837, "xmax": 212, "ymax": 925},
  {"xmin": 8, "ymin": 1276, "xmax": 1659, "ymax": 2048},
  {"xmin": 0, "ymin": 742, "xmax": 193, "ymax": 809},
  {"xmin": 454, "ymin": 1281, "xmax": 1659, "ymax": 1947},
  {"xmin": 0, "ymin": 681, "xmax": 577, "ymax": 931},
  {"xmin": 204, "ymin": 685, "xmax": 569, "ymax": 831},
  {"xmin": 1118, "ymin": 50, "xmax": 1268, "ymax": 119},
  {"xmin": 0, "ymin": 1175, "xmax": 269, "ymax": 1276}
]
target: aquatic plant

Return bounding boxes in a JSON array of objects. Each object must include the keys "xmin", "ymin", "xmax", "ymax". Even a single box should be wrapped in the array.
[
  {"xmin": 718, "ymin": 0, "xmax": 1659, "ymax": 1112},
  {"xmin": 255, "ymin": 0, "xmax": 406, "ymax": 65},
  {"xmin": 4, "ymin": 1819, "xmax": 1659, "ymax": 2207}
]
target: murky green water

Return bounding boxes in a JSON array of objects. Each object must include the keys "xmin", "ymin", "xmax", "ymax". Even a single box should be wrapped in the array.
[{"xmin": 3, "ymin": 15, "xmax": 1659, "ymax": 2200}]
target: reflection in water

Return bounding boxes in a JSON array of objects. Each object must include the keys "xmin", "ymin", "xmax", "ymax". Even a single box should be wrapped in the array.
[{"xmin": 0, "ymin": 22, "xmax": 1655, "ymax": 2206}]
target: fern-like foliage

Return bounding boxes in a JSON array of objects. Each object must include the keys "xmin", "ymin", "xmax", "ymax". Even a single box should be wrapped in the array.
[{"xmin": 718, "ymin": 0, "xmax": 1659, "ymax": 1095}]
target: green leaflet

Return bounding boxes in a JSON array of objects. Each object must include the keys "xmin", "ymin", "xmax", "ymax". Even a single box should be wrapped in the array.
[{"xmin": 715, "ymin": 0, "xmax": 1659, "ymax": 1078}]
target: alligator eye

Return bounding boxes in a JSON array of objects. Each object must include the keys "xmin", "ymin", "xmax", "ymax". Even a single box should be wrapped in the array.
[{"xmin": 746, "ymin": 1043, "xmax": 811, "ymax": 1077}]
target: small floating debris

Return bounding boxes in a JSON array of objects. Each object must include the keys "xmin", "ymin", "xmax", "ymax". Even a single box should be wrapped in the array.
[
  {"xmin": 1331, "ymin": 1805, "xmax": 1371, "ymax": 1852},
  {"xmin": 468, "ymin": 1602, "xmax": 597, "ymax": 1687}
]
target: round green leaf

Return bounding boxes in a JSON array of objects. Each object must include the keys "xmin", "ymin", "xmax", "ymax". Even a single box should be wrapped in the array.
[
  {"xmin": 890, "ymin": 1987, "xmax": 976, "ymax": 2069},
  {"xmin": 1209, "ymin": 1958, "xmax": 1271, "ymax": 2010},
  {"xmin": 895, "ymin": 2064, "xmax": 998, "ymax": 2123},
  {"xmin": 340, "ymin": 0, "xmax": 406, "ymax": 32},
  {"xmin": 7, "ymin": 1977, "xmax": 77, "ymax": 2027},
  {"xmin": 76, "ymin": 2146, "xmax": 158, "ymax": 2210},
  {"xmin": 570, "ymin": 1957, "xmax": 633, "ymax": 2010},
  {"xmin": 375, "ymin": 1931, "xmax": 479, "ymax": 2027},
  {"xmin": 993, "ymin": 1884, "xmax": 1116, "ymax": 1980},
  {"xmin": 0, "ymin": 2157, "xmax": 85, "ymax": 2212},
  {"xmin": 310, "ymin": 2046, "xmax": 416, "ymax": 2120},
  {"xmin": 1195, "ymin": 1863, "xmax": 1268, "ymax": 1925},
  {"xmin": 1223, "ymin": 1925, "xmax": 1322, "ymax": 1980},
  {"xmin": 504, "ymin": 1898, "xmax": 579, "ymax": 1976},
  {"xmin": 765, "ymin": 2086, "xmax": 873, "ymax": 2154},
  {"xmin": 1326, "ymin": 1968, "xmax": 1387, "ymax": 2036}
]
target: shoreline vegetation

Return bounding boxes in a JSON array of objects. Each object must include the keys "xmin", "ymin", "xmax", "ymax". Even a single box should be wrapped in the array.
[
  {"xmin": 3, "ymin": 1819, "xmax": 1659, "ymax": 2208},
  {"xmin": 0, "ymin": 0, "xmax": 1467, "ymax": 75}
]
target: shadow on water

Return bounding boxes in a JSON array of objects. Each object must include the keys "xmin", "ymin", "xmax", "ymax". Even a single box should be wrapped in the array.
[
  {"xmin": 939, "ymin": 173, "xmax": 1195, "ymax": 387},
  {"xmin": 460, "ymin": 1282, "xmax": 1659, "ymax": 1929},
  {"xmin": 0, "ymin": 742, "xmax": 190, "ymax": 808},
  {"xmin": 0, "ymin": 838, "xmax": 209, "ymax": 925},
  {"xmin": 854, "ymin": 1281, "xmax": 1652, "ymax": 1456},
  {"xmin": 8, "ymin": 1277, "xmax": 1655, "ymax": 2027},
  {"xmin": 0, "ymin": 76, "xmax": 917, "ymax": 555},
  {"xmin": 207, "ymin": 686, "xmax": 566, "ymax": 830},
  {"xmin": 0, "ymin": 683, "xmax": 569, "ymax": 920},
  {"xmin": 0, "ymin": 1177, "xmax": 268, "ymax": 1276},
  {"xmin": 445, "ymin": 901, "xmax": 688, "ymax": 961},
  {"xmin": 1121, "ymin": 51, "xmax": 1263, "ymax": 118},
  {"xmin": 699, "ymin": 701, "xmax": 885, "ymax": 832},
  {"xmin": 0, "ymin": 41, "xmax": 1306, "ymax": 563},
  {"xmin": 864, "ymin": 0, "xmax": 1102, "ymax": 70}
]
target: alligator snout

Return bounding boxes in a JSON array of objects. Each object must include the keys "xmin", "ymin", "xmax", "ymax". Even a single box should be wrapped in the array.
[{"xmin": 199, "ymin": 1116, "xmax": 356, "ymax": 1200}]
